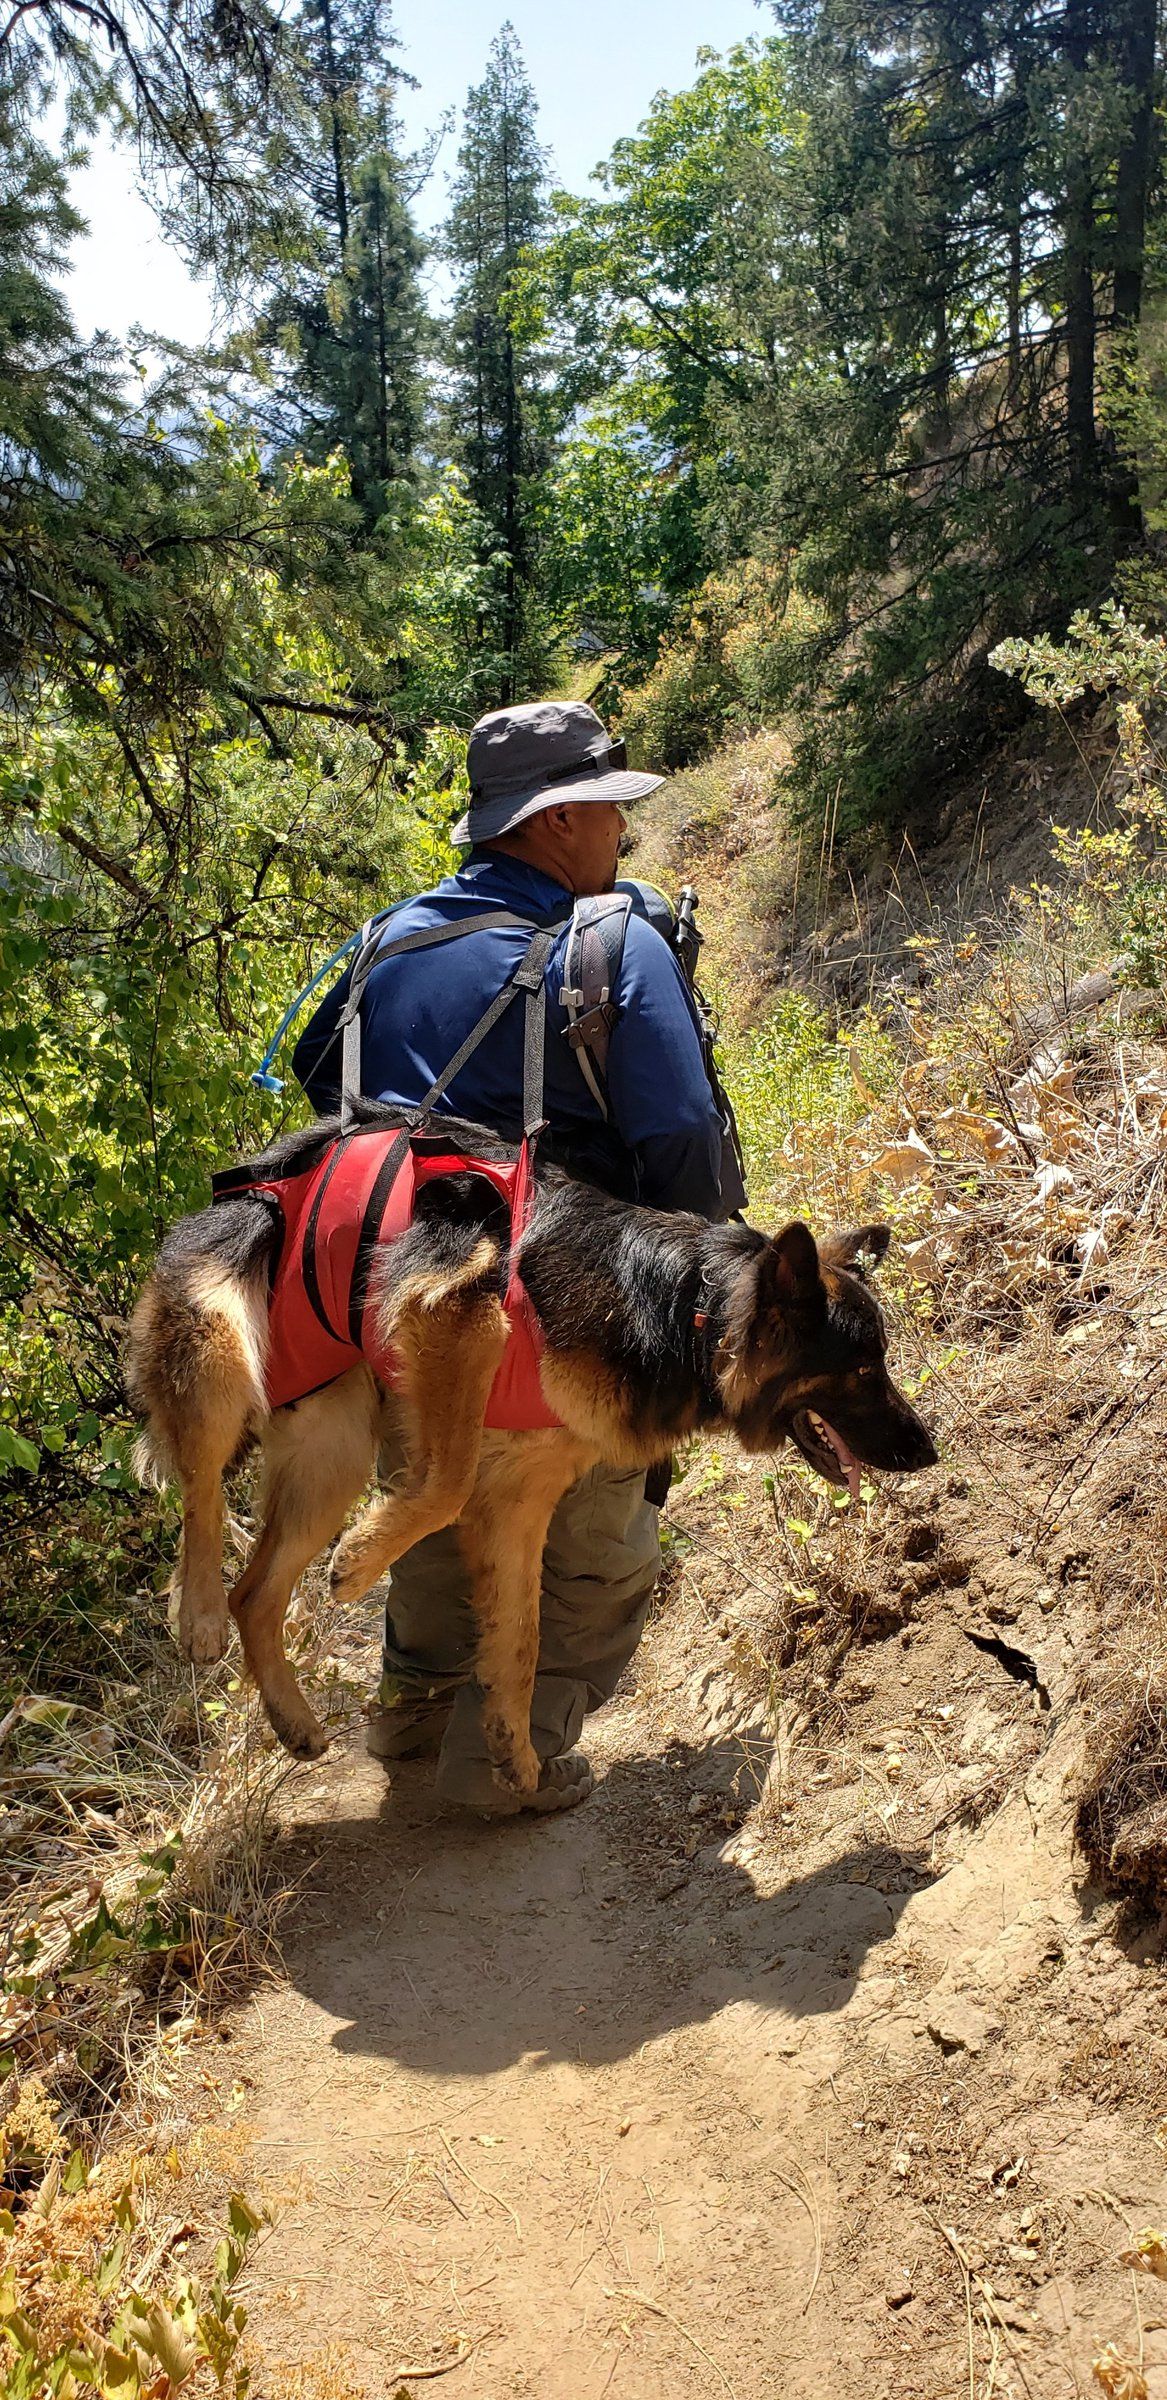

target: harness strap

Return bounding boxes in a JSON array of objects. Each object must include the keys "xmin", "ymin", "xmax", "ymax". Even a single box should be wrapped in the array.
[
  {"xmin": 513, "ymin": 929, "xmax": 555, "ymax": 1139},
  {"xmin": 412, "ymin": 966, "xmax": 527, "ymax": 1114},
  {"xmin": 337, "ymin": 907, "xmax": 569, "ymax": 1133},
  {"xmin": 346, "ymin": 1125, "xmax": 412, "ymax": 1347},
  {"xmin": 300, "ymin": 1135, "xmax": 356, "ymax": 1343},
  {"xmin": 338, "ymin": 919, "xmax": 378, "ymax": 1136},
  {"xmin": 376, "ymin": 910, "xmax": 543, "ymax": 956}
]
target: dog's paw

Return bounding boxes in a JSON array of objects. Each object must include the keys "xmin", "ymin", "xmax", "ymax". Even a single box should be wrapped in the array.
[
  {"xmin": 268, "ymin": 1703, "xmax": 329, "ymax": 1760},
  {"xmin": 177, "ymin": 1606, "xmax": 231, "ymax": 1666},
  {"xmin": 484, "ymin": 1714, "xmax": 540, "ymax": 1796},
  {"xmin": 329, "ymin": 1533, "xmax": 374, "ymax": 1608}
]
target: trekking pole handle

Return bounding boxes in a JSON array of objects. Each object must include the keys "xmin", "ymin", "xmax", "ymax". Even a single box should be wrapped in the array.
[{"xmin": 674, "ymin": 884, "xmax": 703, "ymax": 986}]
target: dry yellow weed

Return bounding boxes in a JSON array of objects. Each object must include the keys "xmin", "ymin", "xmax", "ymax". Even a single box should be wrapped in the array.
[
  {"xmin": 1093, "ymin": 2344, "xmax": 1149, "ymax": 2399},
  {"xmin": 1118, "ymin": 2228, "xmax": 1167, "ymax": 2279}
]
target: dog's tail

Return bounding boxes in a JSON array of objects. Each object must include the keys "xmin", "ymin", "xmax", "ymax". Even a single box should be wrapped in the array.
[{"xmin": 127, "ymin": 1199, "xmax": 274, "ymax": 1488}]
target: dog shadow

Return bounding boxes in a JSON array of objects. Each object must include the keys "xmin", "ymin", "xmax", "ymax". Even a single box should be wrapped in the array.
[{"xmin": 264, "ymin": 1731, "xmax": 935, "ymax": 2077}]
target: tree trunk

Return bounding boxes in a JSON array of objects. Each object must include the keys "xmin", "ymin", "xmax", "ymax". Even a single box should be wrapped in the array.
[
  {"xmin": 319, "ymin": 0, "xmax": 349, "ymax": 253},
  {"xmin": 1112, "ymin": 0, "xmax": 1157, "ymax": 333},
  {"xmin": 499, "ymin": 97, "xmax": 521, "ymax": 699},
  {"xmin": 372, "ymin": 182, "xmax": 390, "ymax": 491},
  {"xmin": 1062, "ymin": 0, "xmax": 1096, "ymax": 477},
  {"xmin": 1002, "ymin": 39, "xmax": 1032, "ymax": 406},
  {"xmin": 1108, "ymin": 0, "xmax": 1157, "ymax": 535}
]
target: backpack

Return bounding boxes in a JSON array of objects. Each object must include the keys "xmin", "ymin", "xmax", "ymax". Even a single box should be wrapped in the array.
[
  {"xmin": 265, "ymin": 883, "xmax": 748, "ymax": 1213},
  {"xmin": 560, "ymin": 887, "xmax": 748, "ymax": 1215}
]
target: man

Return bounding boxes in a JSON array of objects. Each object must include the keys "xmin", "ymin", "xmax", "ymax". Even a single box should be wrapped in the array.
[{"xmin": 294, "ymin": 698, "xmax": 740, "ymax": 1816}]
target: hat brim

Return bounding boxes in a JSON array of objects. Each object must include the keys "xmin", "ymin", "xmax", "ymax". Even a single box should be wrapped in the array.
[{"xmin": 452, "ymin": 767, "xmax": 663, "ymax": 849}]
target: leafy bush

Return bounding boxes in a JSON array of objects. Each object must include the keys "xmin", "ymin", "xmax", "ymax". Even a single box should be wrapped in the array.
[
  {"xmin": 0, "ymin": 2130, "xmax": 265, "ymax": 2400},
  {"xmin": 619, "ymin": 561, "xmax": 824, "ymax": 769},
  {"xmin": 992, "ymin": 601, "xmax": 1167, "ymax": 993},
  {"xmin": 721, "ymin": 995, "xmax": 898, "ymax": 1203}
]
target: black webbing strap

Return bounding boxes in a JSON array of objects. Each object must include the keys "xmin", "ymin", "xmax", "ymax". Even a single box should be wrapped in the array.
[
  {"xmin": 513, "ymin": 929, "xmax": 553, "ymax": 1140},
  {"xmin": 346, "ymin": 1125, "xmax": 412, "ymax": 1347},
  {"xmin": 300, "ymin": 1135, "xmax": 355, "ymax": 1343}
]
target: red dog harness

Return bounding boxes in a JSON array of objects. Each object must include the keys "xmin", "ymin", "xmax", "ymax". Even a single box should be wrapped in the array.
[
  {"xmin": 215, "ymin": 913, "xmax": 569, "ymax": 1430},
  {"xmin": 212, "ymin": 1124, "xmax": 558, "ymax": 1429}
]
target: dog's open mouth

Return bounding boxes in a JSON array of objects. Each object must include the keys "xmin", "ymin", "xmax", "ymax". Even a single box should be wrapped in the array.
[{"xmin": 789, "ymin": 1408, "xmax": 863, "ymax": 1500}]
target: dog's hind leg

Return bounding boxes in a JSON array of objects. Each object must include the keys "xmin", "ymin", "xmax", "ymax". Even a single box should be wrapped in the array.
[
  {"xmin": 129, "ymin": 1262, "xmax": 268, "ymax": 1666},
  {"xmin": 230, "ymin": 1368, "xmax": 380, "ymax": 1757},
  {"xmin": 328, "ymin": 1266, "xmax": 509, "ymax": 1610},
  {"xmin": 458, "ymin": 1432, "xmax": 596, "ymax": 1796}
]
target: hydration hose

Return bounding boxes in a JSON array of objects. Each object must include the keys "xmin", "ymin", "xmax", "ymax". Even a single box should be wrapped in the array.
[{"xmin": 249, "ymin": 928, "xmax": 363, "ymax": 1094}]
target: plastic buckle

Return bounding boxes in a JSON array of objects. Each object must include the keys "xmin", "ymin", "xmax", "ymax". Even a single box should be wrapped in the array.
[{"xmin": 563, "ymin": 1000, "xmax": 617, "ymax": 1048}]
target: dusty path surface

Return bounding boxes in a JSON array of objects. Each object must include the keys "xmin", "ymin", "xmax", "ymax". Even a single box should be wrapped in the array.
[{"xmin": 224, "ymin": 1506, "xmax": 1167, "ymax": 2400}]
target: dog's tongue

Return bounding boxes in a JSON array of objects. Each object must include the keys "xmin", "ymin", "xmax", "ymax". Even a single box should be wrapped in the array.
[{"xmin": 819, "ymin": 1418, "xmax": 862, "ymax": 1502}]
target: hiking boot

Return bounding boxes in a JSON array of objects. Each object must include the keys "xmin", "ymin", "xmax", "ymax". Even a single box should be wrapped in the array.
[
  {"xmin": 366, "ymin": 1696, "xmax": 453, "ymax": 1761},
  {"xmin": 435, "ymin": 1748, "xmax": 594, "ymax": 1817}
]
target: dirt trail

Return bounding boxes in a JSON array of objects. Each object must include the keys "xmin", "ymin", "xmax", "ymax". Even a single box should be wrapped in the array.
[
  {"xmin": 225, "ymin": 1528, "xmax": 1167, "ymax": 2400},
  {"xmin": 239, "ymin": 1708, "xmax": 837, "ymax": 2398}
]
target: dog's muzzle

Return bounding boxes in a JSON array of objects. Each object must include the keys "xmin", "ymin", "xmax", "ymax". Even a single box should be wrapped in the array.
[{"xmin": 787, "ymin": 1409, "xmax": 862, "ymax": 1498}]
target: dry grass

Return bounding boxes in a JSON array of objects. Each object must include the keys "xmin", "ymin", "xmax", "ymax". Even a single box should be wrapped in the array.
[
  {"xmin": 0, "ymin": 1526, "xmax": 370, "ymax": 2394},
  {"xmin": 0, "ymin": 1514, "xmax": 358, "ymax": 2145},
  {"xmin": 1076, "ymin": 1626, "xmax": 1167, "ymax": 1902}
]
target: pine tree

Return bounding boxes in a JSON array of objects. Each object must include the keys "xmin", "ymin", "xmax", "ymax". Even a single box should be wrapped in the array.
[
  {"xmin": 443, "ymin": 23, "xmax": 550, "ymax": 702},
  {"xmin": 528, "ymin": 4, "xmax": 1161, "ymax": 822},
  {"xmin": 246, "ymin": 0, "xmax": 426, "ymax": 527}
]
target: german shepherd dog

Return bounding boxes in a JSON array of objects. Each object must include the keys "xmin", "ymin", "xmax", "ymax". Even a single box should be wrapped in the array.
[{"xmin": 128, "ymin": 1107, "xmax": 937, "ymax": 1793}]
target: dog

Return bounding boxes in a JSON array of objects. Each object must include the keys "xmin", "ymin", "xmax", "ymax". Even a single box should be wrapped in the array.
[{"xmin": 127, "ymin": 1106, "xmax": 937, "ymax": 1793}]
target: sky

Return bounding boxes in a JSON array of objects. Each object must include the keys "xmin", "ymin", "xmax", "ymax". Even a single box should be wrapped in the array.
[{"xmin": 60, "ymin": 0, "xmax": 767, "ymax": 347}]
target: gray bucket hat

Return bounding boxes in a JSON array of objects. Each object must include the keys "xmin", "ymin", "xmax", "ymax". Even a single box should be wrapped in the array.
[{"xmin": 452, "ymin": 699, "xmax": 663, "ymax": 848}]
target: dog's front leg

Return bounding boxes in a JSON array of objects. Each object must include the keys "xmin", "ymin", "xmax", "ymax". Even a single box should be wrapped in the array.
[{"xmin": 459, "ymin": 1433, "xmax": 596, "ymax": 1796}]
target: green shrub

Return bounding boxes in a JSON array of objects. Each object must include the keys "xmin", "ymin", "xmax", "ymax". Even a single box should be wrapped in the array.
[
  {"xmin": 992, "ymin": 600, "xmax": 1167, "ymax": 993},
  {"xmin": 721, "ymin": 994, "xmax": 898, "ymax": 1203},
  {"xmin": 619, "ymin": 562, "xmax": 825, "ymax": 769}
]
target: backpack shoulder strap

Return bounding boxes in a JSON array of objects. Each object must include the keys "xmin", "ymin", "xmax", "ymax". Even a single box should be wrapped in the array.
[
  {"xmin": 335, "ymin": 905, "xmax": 552, "ymax": 1131},
  {"xmin": 559, "ymin": 893, "xmax": 633, "ymax": 1120}
]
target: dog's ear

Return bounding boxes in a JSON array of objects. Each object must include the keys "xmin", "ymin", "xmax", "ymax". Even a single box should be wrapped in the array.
[
  {"xmin": 757, "ymin": 1221, "xmax": 823, "ymax": 1313},
  {"xmin": 819, "ymin": 1224, "xmax": 891, "ymax": 1279}
]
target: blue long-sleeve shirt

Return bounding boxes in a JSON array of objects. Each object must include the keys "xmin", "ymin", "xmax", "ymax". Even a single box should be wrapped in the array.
[{"xmin": 292, "ymin": 853, "xmax": 729, "ymax": 1218}]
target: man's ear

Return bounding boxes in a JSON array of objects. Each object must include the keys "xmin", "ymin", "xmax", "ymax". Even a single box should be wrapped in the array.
[
  {"xmin": 819, "ymin": 1224, "xmax": 892, "ymax": 1278},
  {"xmin": 758, "ymin": 1221, "xmax": 823, "ymax": 1312}
]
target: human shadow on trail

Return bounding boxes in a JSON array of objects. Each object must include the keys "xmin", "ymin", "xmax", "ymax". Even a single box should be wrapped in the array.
[{"xmin": 267, "ymin": 1734, "xmax": 936, "ymax": 2078}]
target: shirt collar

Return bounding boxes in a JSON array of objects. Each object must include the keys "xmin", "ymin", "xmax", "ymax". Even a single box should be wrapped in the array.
[{"xmin": 452, "ymin": 851, "xmax": 574, "ymax": 914}]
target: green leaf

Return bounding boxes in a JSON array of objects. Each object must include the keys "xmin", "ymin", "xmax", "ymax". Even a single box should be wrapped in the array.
[
  {"xmin": 95, "ymin": 2236, "xmax": 127, "ymax": 2297},
  {"xmin": 98, "ymin": 2344, "xmax": 141, "ymax": 2395},
  {"xmin": 227, "ymin": 2193, "xmax": 265, "ymax": 2244},
  {"xmin": 0, "ymin": 1428, "xmax": 39, "ymax": 1475},
  {"xmin": 21, "ymin": 1698, "xmax": 76, "ymax": 1730}
]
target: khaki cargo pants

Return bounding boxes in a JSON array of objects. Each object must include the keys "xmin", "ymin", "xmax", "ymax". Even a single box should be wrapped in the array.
[{"xmin": 376, "ymin": 1418, "xmax": 660, "ymax": 1802}]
